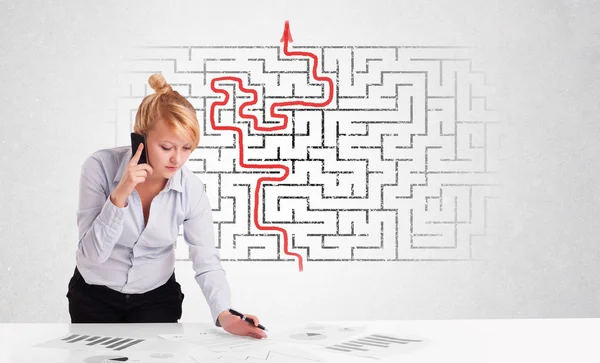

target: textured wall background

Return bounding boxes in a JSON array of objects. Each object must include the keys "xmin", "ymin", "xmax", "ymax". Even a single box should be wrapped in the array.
[{"xmin": 1, "ymin": 0, "xmax": 599, "ymax": 323}]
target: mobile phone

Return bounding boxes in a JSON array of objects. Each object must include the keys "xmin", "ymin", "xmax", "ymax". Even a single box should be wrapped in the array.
[{"xmin": 130, "ymin": 132, "xmax": 149, "ymax": 164}]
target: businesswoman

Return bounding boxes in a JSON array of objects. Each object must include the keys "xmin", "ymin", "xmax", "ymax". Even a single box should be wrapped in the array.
[{"xmin": 66, "ymin": 73, "xmax": 266, "ymax": 339}]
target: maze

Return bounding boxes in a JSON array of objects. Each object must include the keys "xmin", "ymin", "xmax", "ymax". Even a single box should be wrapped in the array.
[{"xmin": 111, "ymin": 35, "xmax": 500, "ymax": 269}]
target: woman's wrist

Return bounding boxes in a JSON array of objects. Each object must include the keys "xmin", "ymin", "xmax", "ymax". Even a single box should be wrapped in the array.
[
  {"xmin": 217, "ymin": 310, "xmax": 231, "ymax": 325},
  {"xmin": 110, "ymin": 191, "xmax": 128, "ymax": 208}
]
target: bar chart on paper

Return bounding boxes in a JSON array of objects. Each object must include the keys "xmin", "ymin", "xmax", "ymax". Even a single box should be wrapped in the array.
[
  {"xmin": 34, "ymin": 333, "xmax": 153, "ymax": 352},
  {"xmin": 322, "ymin": 333, "xmax": 427, "ymax": 360}
]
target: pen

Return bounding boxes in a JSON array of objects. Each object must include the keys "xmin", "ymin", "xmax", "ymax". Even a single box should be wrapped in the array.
[{"xmin": 229, "ymin": 309, "xmax": 267, "ymax": 331}]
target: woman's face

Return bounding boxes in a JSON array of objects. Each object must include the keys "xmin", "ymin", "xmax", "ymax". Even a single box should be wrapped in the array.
[{"xmin": 144, "ymin": 119, "xmax": 194, "ymax": 181}]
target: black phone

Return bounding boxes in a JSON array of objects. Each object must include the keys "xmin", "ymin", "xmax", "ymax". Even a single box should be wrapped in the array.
[{"xmin": 130, "ymin": 132, "xmax": 149, "ymax": 164}]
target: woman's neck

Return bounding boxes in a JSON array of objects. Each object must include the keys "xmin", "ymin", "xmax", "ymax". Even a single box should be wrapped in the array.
[{"xmin": 137, "ymin": 177, "xmax": 168, "ymax": 193}]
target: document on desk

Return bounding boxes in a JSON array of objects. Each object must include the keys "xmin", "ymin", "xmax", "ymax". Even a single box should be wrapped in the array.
[
  {"xmin": 267, "ymin": 324, "xmax": 427, "ymax": 360},
  {"xmin": 160, "ymin": 331, "xmax": 327, "ymax": 362}
]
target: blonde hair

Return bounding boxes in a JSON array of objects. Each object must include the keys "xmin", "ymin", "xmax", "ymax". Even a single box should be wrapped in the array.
[{"xmin": 134, "ymin": 74, "xmax": 200, "ymax": 148}]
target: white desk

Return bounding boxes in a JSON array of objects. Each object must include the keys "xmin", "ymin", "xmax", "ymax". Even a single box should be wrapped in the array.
[{"xmin": 1, "ymin": 319, "xmax": 598, "ymax": 363}]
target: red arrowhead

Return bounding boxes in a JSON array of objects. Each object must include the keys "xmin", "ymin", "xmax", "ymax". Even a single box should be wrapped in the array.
[{"xmin": 280, "ymin": 20, "xmax": 293, "ymax": 43}]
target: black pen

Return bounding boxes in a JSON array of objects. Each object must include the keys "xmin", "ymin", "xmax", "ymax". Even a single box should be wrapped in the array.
[{"xmin": 229, "ymin": 309, "xmax": 267, "ymax": 331}]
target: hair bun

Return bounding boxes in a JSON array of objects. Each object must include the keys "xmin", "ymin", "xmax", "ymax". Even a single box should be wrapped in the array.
[{"xmin": 148, "ymin": 73, "xmax": 173, "ymax": 95}]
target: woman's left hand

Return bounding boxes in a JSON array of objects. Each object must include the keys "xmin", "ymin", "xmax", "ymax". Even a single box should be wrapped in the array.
[{"xmin": 218, "ymin": 311, "xmax": 267, "ymax": 339}]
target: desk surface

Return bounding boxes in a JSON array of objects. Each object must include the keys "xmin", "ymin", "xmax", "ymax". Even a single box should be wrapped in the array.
[{"xmin": 1, "ymin": 319, "xmax": 598, "ymax": 363}]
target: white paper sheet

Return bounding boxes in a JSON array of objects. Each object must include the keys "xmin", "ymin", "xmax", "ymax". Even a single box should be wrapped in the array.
[
  {"xmin": 186, "ymin": 342, "xmax": 326, "ymax": 363},
  {"xmin": 159, "ymin": 330, "xmax": 263, "ymax": 352}
]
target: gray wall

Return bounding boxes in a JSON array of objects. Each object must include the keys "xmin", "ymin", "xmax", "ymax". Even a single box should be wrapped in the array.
[{"xmin": 1, "ymin": 0, "xmax": 599, "ymax": 323}]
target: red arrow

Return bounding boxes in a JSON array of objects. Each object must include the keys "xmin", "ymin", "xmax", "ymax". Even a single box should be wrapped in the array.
[
  {"xmin": 254, "ymin": 21, "xmax": 334, "ymax": 132},
  {"xmin": 280, "ymin": 20, "xmax": 293, "ymax": 43},
  {"xmin": 208, "ymin": 21, "xmax": 334, "ymax": 272}
]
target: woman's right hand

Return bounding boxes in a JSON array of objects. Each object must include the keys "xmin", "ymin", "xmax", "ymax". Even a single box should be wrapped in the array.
[{"xmin": 110, "ymin": 143, "xmax": 154, "ymax": 208}]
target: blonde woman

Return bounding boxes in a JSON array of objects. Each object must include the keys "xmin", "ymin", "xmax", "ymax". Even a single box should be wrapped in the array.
[{"xmin": 66, "ymin": 74, "xmax": 266, "ymax": 339}]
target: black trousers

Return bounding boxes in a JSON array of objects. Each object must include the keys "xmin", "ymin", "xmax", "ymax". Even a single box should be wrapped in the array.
[{"xmin": 66, "ymin": 267, "xmax": 184, "ymax": 323}]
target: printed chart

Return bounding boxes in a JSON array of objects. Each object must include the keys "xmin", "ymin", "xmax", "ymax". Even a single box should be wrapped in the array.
[
  {"xmin": 34, "ymin": 333, "xmax": 176, "ymax": 353},
  {"xmin": 321, "ymin": 333, "xmax": 427, "ymax": 360}
]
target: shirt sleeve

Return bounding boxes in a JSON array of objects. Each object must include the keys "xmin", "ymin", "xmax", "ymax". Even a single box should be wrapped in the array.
[
  {"xmin": 183, "ymin": 179, "xmax": 232, "ymax": 327},
  {"xmin": 76, "ymin": 155, "xmax": 128, "ymax": 263}
]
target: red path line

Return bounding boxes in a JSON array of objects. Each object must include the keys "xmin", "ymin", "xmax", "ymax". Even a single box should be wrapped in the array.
[{"xmin": 208, "ymin": 21, "xmax": 333, "ymax": 271}]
